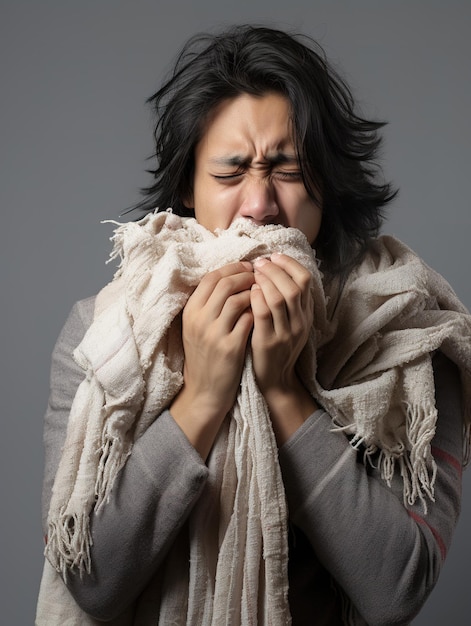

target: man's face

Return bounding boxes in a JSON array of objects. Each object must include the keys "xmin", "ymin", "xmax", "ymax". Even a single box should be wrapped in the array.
[{"xmin": 185, "ymin": 92, "xmax": 322, "ymax": 245}]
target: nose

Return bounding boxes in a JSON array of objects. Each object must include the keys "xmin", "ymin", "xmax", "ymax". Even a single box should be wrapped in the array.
[{"xmin": 239, "ymin": 178, "xmax": 279, "ymax": 225}]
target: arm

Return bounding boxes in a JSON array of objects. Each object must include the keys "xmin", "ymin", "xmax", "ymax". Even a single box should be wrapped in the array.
[
  {"xmin": 42, "ymin": 297, "xmax": 96, "ymax": 534},
  {"xmin": 43, "ymin": 261, "xmax": 255, "ymax": 620},
  {"xmin": 67, "ymin": 410, "xmax": 209, "ymax": 620},
  {"xmin": 42, "ymin": 300, "xmax": 209, "ymax": 620},
  {"xmin": 279, "ymin": 352, "xmax": 463, "ymax": 626}
]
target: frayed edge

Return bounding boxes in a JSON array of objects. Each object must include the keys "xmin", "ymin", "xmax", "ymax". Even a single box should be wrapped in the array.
[
  {"xmin": 45, "ymin": 511, "xmax": 92, "ymax": 582},
  {"xmin": 45, "ymin": 436, "xmax": 132, "ymax": 580},
  {"xmin": 336, "ymin": 409, "xmax": 438, "ymax": 515},
  {"xmin": 102, "ymin": 220, "xmax": 128, "ymax": 268},
  {"xmin": 102, "ymin": 210, "xmax": 181, "ymax": 272},
  {"xmin": 95, "ymin": 434, "xmax": 132, "ymax": 510},
  {"xmin": 404, "ymin": 401, "xmax": 437, "ymax": 513},
  {"xmin": 376, "ymin": 447, "xmax": 436, "ymax": 515}
]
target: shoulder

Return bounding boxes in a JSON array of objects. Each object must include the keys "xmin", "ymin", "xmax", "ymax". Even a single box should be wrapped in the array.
[
  {"xmin": 70, "ymin": 295, "xmax": 96, "ymax": 326},
  {"xmin": 64, "ymin": 295, "xmax": 96, "ymax": 333},
  {"xmin": 54, "ymin": 296, "xmax": 97, "ymax": 355}
]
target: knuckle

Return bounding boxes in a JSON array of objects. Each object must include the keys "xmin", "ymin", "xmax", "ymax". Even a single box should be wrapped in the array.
[
  {"xmin": 181, "ymin": 304, "xmax": 193, "ymax": 323},
  {"xmin": 270, "ymin": 293, "xmax": 286, "ymax": 309},
  {"xmin": 224, "ymin": 294, "xmax": 242, "ymax": 314},
  {"xmin": 286, "ymin": 284, "xmax": 302, "ymax": 302},
  {"xmin": 221, "ymin": 274, "xmax": 237, "ymax": 289},
  {"xmin": 200, "ymin": 270, "xmax": 215, "ymax": 285},
  {"xmin": 275, "ymin": 330, "xmax": 290, "ymax": 346},
  {"xmin": 300, "ymin": 272, "xmax": 312, "ymax": 290},
  {"xmin": 257, "ymin": 308, "xmax": 273, "ymax": 321}
]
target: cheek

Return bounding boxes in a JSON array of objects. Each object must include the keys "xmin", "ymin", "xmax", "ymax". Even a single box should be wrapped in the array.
[
  {"xmin": 299, "ymin": 207, "xmax": 322, "ymax": 245},
  {"xmin": 296, "ymin": 189, "xmax": 322, "ymax": 245},
  {"xmin": 193, "ymin": 184, "xmax": 240, "ymax": 231},
  {"xmin": 278, "ymin": 188, "xmax": 322, "ymax": 244}
]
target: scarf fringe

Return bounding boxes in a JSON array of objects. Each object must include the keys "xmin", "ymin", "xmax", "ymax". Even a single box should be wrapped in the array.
[
  {"xmin": 366, "ymin": 407, "xmax": 438, "ymax": 514},
  {"xmin": 339, "ymin": 401, "xmax": 438, "ymax": 514},
  {"xmin": 95, "ymin": 434, "xmax": 132, "ymax": 510},
  {"xmin": 406, "ymin": 401, "xmax": 437, "ymax": 504},
  {"xmin": 46, "ymin": 431, "xmax": 132, "ymax": 578},
  {"xmin": 46, "ymin": 511, "xmax": 92, "ymax": 581}
]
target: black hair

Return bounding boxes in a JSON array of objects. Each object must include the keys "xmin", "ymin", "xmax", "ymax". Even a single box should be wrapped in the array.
[{"xmin": 130, "ymin": 24, "xmax": 397, "ymax": 278}]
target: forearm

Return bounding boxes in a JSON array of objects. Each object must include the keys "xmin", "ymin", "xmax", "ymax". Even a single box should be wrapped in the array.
[
  {"xmin": 279, "ymin": 354, "xmax": 463, "ymax": 625},
  {"xmin": 169, "ymin": 385, "xmax": 229, "ymax": 461},
  {"xmin": 263, "ymin": 377, "xmax": 319, "ymax": 446},
  {"xmin": 65, "ymin": 411, "xmax": 209, "ymax": 621}
]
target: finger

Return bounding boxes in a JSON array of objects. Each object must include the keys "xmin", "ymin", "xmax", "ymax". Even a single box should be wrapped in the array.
[
  {"xmin": 252, "ymin": 272, "xmax": 290, "ymax": 334},
  {"xmin": 250, "ymin": 282, "xmax": 278, "ymax": 335},
  {"xmin": 270, "ymin": 252, "xmax": 310, "ymax": 280},
  {"xmin": 254, "ymin": 254, "xmax": 312, "ymax": 311},
  {"xmin": 188, "ymin": 262, "xmax": 254, "ymax": 314},
  {"xmin": 253, "ymin": 262, "xmax": 314, "ymax": 341},
  {"xmin": 253, "ymin": 257, "xmax": 300, "ymax": 320},
  {"xmin": 205, "ymin": 272, "xmax": 255, "ymax": 322},
  {"xmin": 230, "ymin": 307, "xmax": 254, "ymax": 344},
  {"xmin": 195, "ymin": 261, "xmax": 253, "ymax": 300},
  {"xmin": 218, "ymin": 290, "xmax": 253, "ymax": 333}
]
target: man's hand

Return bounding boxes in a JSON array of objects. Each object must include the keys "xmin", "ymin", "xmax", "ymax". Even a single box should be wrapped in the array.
[
  {"xmin": 250, "ymin": 253, "xmax": 318, "ymax": 444},
  {"xmin": 170, "ymin": 261, "xmax": 255, "ymax": 459}
]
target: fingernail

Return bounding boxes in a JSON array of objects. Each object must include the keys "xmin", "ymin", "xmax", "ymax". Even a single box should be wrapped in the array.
[{"xmin": 254, "ymin": 257, "xmax": 269, "ymax": 267}]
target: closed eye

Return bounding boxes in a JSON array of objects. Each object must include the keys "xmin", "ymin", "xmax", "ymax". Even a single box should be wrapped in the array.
[
  {"xmin": 274, "ymin": 171, "xmax": 303, "ymax": 181},
  {"xmin": 212, "ymin": 173, "xmax": 243, "ymax": 181},
  {"xmin": 211, "ymin": 170, "xmax": 302, "ymax": 182}
]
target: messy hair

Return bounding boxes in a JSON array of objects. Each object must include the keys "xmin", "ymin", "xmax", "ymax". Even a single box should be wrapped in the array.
[{"xmin": 130, "ymin": 24, "xmax": 397, "ymax": 277}]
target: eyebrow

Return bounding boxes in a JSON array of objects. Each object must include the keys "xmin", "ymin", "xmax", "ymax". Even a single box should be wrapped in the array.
[{"xmin": 209, "ymin": 153, "xmax": 299, "ymax": 167}]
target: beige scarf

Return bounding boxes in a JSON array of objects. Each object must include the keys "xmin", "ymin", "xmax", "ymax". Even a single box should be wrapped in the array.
[{"xmin": 39, "ymin": 211, "xmax": 471, "ymax": 625}]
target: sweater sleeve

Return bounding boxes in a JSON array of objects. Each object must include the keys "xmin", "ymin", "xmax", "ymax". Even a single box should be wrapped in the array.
[
  {"xmin": 42, "ymin": 297, "xmax": 97, "ymax": 534},
  {"xmin": 42, "ymin": 300, "xmax": 209, "ymax": 621},
  {"xmin": 278, "ymin": 351, "xmax": 463, "ymax": 626},
  {"xmin": 66, "ymin": 410, "xmax": 209, "ymax": 621}
]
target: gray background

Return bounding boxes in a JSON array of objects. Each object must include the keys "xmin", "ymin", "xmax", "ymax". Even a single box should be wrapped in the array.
[{"xmin": 2, "ymin": 1, "xmax": 470, "ymax": 624}]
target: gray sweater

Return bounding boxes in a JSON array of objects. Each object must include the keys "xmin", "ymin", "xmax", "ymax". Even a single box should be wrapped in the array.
[{"xmin": 41, "ymin": 297, "xmax": 464, "ymax": 625}]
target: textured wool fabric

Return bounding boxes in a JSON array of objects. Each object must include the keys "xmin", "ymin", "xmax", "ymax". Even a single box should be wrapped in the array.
[
  {"xmin": 310, "ymin": 235, "xmax": 471, "ymax": 509},
  {"xmin": 44, "ymin": 211, "xmax": 326, "ymax": 625},
  {"xmin": 41, "ymin": 211, "xmax": 471, "ymax": 625}
]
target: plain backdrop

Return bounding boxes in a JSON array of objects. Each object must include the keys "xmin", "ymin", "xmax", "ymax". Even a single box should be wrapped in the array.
[{"xmin": 2, "ymin": 1, "xmax": 470, "ymax": 624}]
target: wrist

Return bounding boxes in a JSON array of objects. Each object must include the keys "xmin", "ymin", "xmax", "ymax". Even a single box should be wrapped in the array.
[
  {"xmin": 262, "ymin": 377, "xmax": 318, "ymax": 446},
  {"xmin": 170, "ymin": 386, "xmax": 228, "ymax": 461}
]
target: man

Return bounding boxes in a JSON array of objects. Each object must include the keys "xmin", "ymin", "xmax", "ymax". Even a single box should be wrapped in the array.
[{"xmin": 37, "ymin": 25, "xmax": 469, "ymax": 625}]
